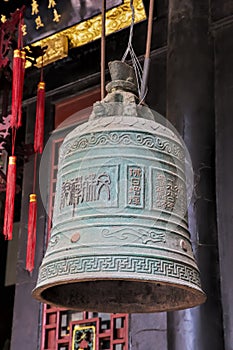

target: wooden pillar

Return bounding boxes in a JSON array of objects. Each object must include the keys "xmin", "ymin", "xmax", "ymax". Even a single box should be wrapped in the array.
[
  {"xmin": 214, "ymin": 17, "xmax": 233, "ymax": 350},
  {"xmin": 166, "ymin": 0, "xmax": 224, "ymax": 349}
]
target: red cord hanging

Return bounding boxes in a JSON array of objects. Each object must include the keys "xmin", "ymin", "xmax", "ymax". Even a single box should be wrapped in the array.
[
  {"xmin": 11, "ymin": 49, "xmax": 24, "ymax": 128},
  {"xmin": 34, "ymin": 81, "xmax": 45, "ymax": 153},
  {"xmin": 26, "ymin": 76, "xmax": 46, "ymax": 272},
  {"xmin": 26, "ymin": 193, "xmax": 37, "ymax": 272},
  {"xmin": 17, "ymin": 50, "xmax": 26, "ymax": 128},
  {"xmin": 3, "ymin": 9, "xmax": 25, "ymax": 241},
  {"xmin": 3, "ymin": 156, "xmax": 16, "ymax": 240},
  {"xmin": 10, "ymin": 12, "xmax": 26, "ymax": 129},
  {"xmin": 25, "ymin": 57, "xmax": 45, "ymax": 271}
]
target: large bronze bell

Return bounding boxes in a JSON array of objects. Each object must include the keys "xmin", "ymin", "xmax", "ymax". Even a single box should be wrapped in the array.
[{"xmin": 33, "ymin": 61, "xmax": 206, "ymax": 313}]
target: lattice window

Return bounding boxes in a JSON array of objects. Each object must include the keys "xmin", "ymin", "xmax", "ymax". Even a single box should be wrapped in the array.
[
  {"xmin": 41, "ymin": 306, "xmax": 128, "ymax": 350},
  {"xmin": 40, "ymin": 103, "xmax": 129, "ymax": 350}
]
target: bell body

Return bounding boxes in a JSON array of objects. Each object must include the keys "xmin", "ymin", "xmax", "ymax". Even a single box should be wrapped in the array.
[{"xmin": 33, "ymin": 61, "xmax": 206, "ymax": 312}]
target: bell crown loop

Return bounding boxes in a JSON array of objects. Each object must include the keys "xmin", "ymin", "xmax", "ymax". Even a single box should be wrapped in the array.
[{"xmin": 106, "ymin": 60, "xmax": 138, "ymax": 94}]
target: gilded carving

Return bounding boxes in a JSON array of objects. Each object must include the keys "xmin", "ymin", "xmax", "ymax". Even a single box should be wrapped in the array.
[
  {"xmin": 48, "ymin": 0, "xmax": 56, "ymax": 8},
  {"xmin": 31, "ymin": 0, "xmax": 39, "ymax": 15},
  {"xmin": 35, "ymin": 35, "xmax": 68, "ymax": 67},
  {"xmin": 53, "ymin": 9, "xmax": 61, "ymax": 23},
  {"xmin": 21, "ymin": 24, "xmax": 27, "ymax": 36},
  {"xmin": 25, "ymin": 0, "xmax": 146, "ymax": 67},
  {"xmin": 35, "ymin": 16, "xmax": 44, "ymax": 29},
  {"xmin": 1, "ymin": 15, "xmax": 6, "ymax": 23}
]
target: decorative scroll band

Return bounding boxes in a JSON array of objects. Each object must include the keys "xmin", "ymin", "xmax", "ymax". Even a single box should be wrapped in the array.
[
  {"xmin": 102, "ymin": 228, "xmax": 166, "ymax": 245},
  {"xmin": 63, "ymin": 131, "xmax": 184, "ymax": 161}
]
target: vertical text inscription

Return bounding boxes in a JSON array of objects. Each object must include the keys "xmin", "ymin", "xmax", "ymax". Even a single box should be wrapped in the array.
[{"xmin": 127, "ymin": 166, "xmax": 144, "ymax": 208}]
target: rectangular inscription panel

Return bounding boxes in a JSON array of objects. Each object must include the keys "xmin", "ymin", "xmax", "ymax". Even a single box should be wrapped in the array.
[
  {"xmin": 127, "ymin": 165, "xmax": 144, "ymax": 208},
  {"xmin": 150, "ymin": 167, "xmax": 187, "ymax": 215},
  {"xmin": 60, "ymin": 165, "xmax": 119, "ymax": 212}
]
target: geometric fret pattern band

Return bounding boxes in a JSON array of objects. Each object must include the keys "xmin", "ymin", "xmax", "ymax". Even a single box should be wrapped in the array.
[{"xmin": 38, "ymin": 255, "xmax": 201, "ymax": 288}]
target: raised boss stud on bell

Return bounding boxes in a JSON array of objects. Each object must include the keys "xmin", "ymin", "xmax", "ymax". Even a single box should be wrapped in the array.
[{"xmin": 32, "ymin": 60, "xmax": 206, "ymax": 313}]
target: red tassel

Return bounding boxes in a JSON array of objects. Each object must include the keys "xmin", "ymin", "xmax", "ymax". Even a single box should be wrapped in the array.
[
  {"xmin": 3, "ymin": 156, "xmax": 16, "ymax": 240},
  {"xmin": 11, "ymin": 50, "xmax": 25, "ymax": 129},
  {"xmin": 34, "ymin": 81, "xmax": 45, "ymax": 154},
  {"xmin": 26, "ymin": 194, "xmax": 37, "ymax": 273},
  {"xmin": 17, "ymin": 50, "xmax": 26, "ymax": 128}
]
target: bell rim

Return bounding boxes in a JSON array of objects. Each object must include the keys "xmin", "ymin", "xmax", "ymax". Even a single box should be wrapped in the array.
[{"xmin": 32, "ymin": 276, "xmax": 206, "ymax": 313}]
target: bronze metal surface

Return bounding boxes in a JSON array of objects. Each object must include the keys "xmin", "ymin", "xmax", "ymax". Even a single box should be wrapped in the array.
[{"xmin": 33, "ymin": 61, "xmax": 206, "ymax": 313}]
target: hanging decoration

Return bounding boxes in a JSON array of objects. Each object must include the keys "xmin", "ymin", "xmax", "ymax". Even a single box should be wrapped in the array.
[
  {"xmin": 26, "ymin": 65, "xmax": 45, "ymax": 272},
  {"xmin": 0, "ymin": 5, "xmax": 46, "ymax": 250},
  {"xmin": 26, "ymin": 192, "xmax": 37, "ymax": 272},
  {"xmin": 26, "ymin": 191, "xmax": 37, "ymax": 272},
  {"xmin": 26, "ymin": 61, "xmax": 46, "ymax": 273},
  {"xmin": 2, "ymin": 8, "xmax": 25, "ymax": 240},
  {"xmin": 32, "ymin": 0, "xmax": 206, "ymax": 312},
  {"xmin": 34, "ymin": 80, "xmax": 45, "ymax": 154},
  {"xmin": 32, "ymin": 58, "xmax": 206, "ymax": 312},
  {"xmin": 0, "ymin": 7, "xmax": 26, "ymax": 128},
  {"xmin": 3, "ymin": 156, "xmax": 16, "ymax": 240},
  {"xmin": 10, "ymin": 49, "xmax": 26, "ymax": 129},
  {"xmin": 0, "ymin": 5, "xmax": 47, "ymax": 263}
]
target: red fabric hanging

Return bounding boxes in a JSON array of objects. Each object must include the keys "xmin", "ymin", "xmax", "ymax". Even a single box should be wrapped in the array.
[
  {"xmin": 11, "ymin": 49, "xmax": 26, "ymax": 129},
  {"xmin": 3, "ymin": 156, "xmax": 16, "ymax": 240},
  {"xmin": 34, "ymin": 81, "xmax": 45, "ymax": 153},
  {"xmin": 26, "ymin": 194, "xmax": 37, "ymax": 272}
]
